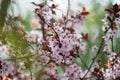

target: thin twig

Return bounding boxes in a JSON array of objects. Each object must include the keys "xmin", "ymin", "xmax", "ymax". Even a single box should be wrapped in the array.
[
  {"xmin": 46, "ymin": 3, "xmax": 63, "ymax": 13},
  {"xmin": 41, "ymin": 22, "xmax": 46, "ymax": 41},
  {"xmin": 65, "ymin": 0, "xmax": 70, "ymax": 26},
  {"xmin": 30, "ymin": 69, "xmax": 33, "ymax": 80},
  {"xmin": 66, "ymin": 0, "xmax": 70, "ymax": 18}
]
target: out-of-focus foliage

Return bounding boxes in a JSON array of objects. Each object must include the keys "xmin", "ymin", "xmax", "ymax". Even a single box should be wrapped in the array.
[
  {"xmin": 2, "ymin": 16, "xmax": 34, "ymax": 69},
  {"xmin": 0, "ymin": 0, "xmax": 35, "ymax": 70},
  {"xmin": 0, "ymin": 0, "xmax": 10, "ymax": 33}
]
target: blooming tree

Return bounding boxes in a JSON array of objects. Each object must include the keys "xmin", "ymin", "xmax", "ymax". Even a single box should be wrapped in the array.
[{"xmin": 0, "ymin": 0, "xmax": 120, "ymax": 80}]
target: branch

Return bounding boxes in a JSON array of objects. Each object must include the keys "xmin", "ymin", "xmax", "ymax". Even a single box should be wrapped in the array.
[
  {"xmin": 81, "ymin": 39, "xmax": 104, "ymax": 79},
  {"xmin": 111, "ymin": 36, "xmax": 114, "ymax": 52},
  {"xmin": 41, "ymin": 22, "xmax": 46, "ymax": 41}
]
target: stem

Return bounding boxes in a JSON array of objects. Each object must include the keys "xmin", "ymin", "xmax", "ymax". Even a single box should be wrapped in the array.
[
  {"xmin": 30, "ymin": 69, "xmax": 33, "ymax": 80},
  {"xmin": 66, "ymin": 0, "xmax": 70, "ymax": 18},
  {"xmin": 65, "ymin": 0, "xmax": 70, "ymax": 26},
  {"xmin": 41, "ymin": 22, "xmax": 46, "ymax": 41},
  {"xmin": 111, "ymin": 36, "xmax": 114, "ymax": 52}
]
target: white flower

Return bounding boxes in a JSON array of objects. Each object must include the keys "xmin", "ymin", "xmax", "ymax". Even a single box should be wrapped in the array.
[{"xmin": 103, "ymin": 44, "xmax": 111, "ymax": 53}]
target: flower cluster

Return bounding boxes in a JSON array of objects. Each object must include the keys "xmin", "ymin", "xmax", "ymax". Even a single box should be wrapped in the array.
[
  {"xmin": 65, "ymin": 64, "xmax": 83, "ymax": 80},
  {"xmin": 103, "ymin": 5, "xmax": 120, "ymax": 32},
  {"xmin": 30, "ymin": 0, "xmax": 89, "ymax": 79},
  {"xmin": 104, "ymin": 52, "xmax": 120, "ymax": 80},
  {"xmin": 41, "ymin": 62, "xmax": 62, "ymax": 80},
  {"xmin": 102, "ymin": 4, "xmax": 120, "ymax": 80},
  {"xmin": 102, "ymin": 4, "xmax": 120, "ymax": 54},
  {"xmin": 49, "ymin": 25, "xmax": 87, "ymax": 64},
  {"xmin": 32, "ymin": 0, "xmax": 88, "ymax": 61},
  {"xmin": 0, "ymin": 58, "xmax": 16, "ymax": 76},
  {"xmin": 27, "ymin": 1, "xmax": 120, "ymax": 80}
]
